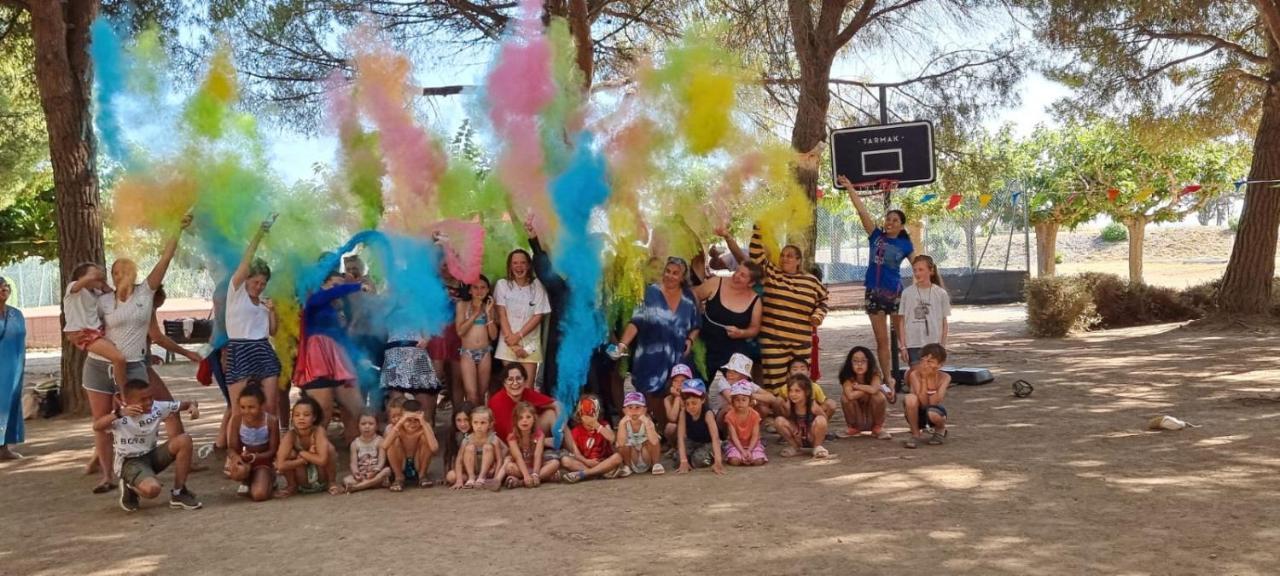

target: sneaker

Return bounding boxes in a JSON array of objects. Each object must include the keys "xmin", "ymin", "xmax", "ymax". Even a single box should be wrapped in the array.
[
  {"xmin": 119, "ymin": 482, "xmax": 140, "ymax": 513},
  {"xmin": 236, "ymin": 483, "xmax": 250, "ymax": 496},
  {"xmin": 169, "ymin": 488, "xmax": 203, "ymax": 510},
  {"xmin": 196, "ymin": 444, "xmax": 215, "ymax": 460},
  {"xmin": 563, "ymin": 471, "xmax": 586, "ymax": 484},
  {"xmin": 604, "ymin": 467, "xmax": 623, "ymax": 479}
]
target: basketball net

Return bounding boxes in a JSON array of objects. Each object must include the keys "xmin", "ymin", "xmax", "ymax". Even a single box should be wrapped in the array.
[{"xmin": 851, "ymin": 179, "xmax": 900, "ymax": 211}]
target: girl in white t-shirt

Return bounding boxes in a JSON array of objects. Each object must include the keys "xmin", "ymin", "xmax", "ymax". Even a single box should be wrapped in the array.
[
  {"xmin": 897, "ymin": 254, "xmax": 950, "ymax": 367},
  {"xmin": 224, "ymin": 217, "xmax": 282, "ymax": 423},
  {"xmin": 63, "ymin": 262, "xmax": 128, "ymax": 390},
  {"xmin": 494, "ymin": 249, "xmax": 551, "ymax": 387}
]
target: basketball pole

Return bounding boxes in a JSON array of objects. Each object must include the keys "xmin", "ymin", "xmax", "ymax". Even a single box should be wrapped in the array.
[{"xmin": 878, "ymin": 86, "xmax": 888, "ymax": 125}]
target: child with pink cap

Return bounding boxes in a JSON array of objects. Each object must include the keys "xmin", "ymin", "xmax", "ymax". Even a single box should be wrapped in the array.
[
  {"xmin": 724, "ymin": 383, "xmax": 767, "ymax": 466},
  {"xmin": 663, "ymin": 364, "xmax": 695, "ymax": 445},
  {"xmin": 616, "ymin": 392, "xmax": 664, "ymax": 476},
  {"xmin": 675, "ymin": 378, "xmax": 725, "ymax": 475}
]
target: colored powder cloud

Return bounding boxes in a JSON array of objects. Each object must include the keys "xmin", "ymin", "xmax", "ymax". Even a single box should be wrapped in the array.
[{"xmin": 549, "ymin": 132, "xmax": 611, "ymax": 446}]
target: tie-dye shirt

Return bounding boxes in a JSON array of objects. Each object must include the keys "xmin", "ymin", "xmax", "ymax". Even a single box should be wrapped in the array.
[{"xmin": 628, "ymin": 283, "xmax": 701, "ymax": 395}]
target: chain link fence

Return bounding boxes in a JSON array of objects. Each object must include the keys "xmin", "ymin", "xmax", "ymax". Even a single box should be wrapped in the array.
[
  {"xmin": 814, "ymin": 192, "xmax": 1031, "ymax": 304},
  {"xmin": 1, "ymin": 255, "xmax": 215, "ymax": 309}
]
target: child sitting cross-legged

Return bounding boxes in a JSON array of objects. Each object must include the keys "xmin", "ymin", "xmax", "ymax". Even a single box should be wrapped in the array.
[
  {"xmin": 384, "ymin": 399, "xmax": 439, "ymax": 490},
  {"xmin": 501, "ymin": 401, "xmax": 560, "ymax": 488},
  {"xmin": 615, "ymin": 392, "xmax": 664, "ymax": 476},
  {"xmin": 92, "ymin": 379, "xmax": 202, "ymax": 512},
  {"xmin": 724, "ymin": 383, "xmax": 767, "ymax": 466},
  {"xmin": 675, "ymin": 378, "xmax": 725, "ymax": 475},
  {"xmin": 343, "ymin": 412, "xmax": 391, "ymax": 492},
  {"xmin": 560, "ymin": 396, "xmax": 624, "ymax": 483}
]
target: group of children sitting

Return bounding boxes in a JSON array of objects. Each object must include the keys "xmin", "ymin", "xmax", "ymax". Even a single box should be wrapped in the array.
[{"xmin": 100, "ymin": 337, "xmax": 952, "ymax": 513}]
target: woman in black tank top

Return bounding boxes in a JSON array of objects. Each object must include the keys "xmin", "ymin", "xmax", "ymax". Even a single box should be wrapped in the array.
[{"xmin": 693, "ymin": 263, "xmax": 763, "ymax": 378}]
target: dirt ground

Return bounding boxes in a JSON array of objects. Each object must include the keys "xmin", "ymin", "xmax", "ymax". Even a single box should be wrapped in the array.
[{"xmin": 3, "ymin": 305, "xmax": 1280, "ymax": 576}]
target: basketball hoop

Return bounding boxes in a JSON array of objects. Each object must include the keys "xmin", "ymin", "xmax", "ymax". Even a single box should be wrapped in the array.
[{"xmin": 851, "ymin": 179, "xmax": 900, "ymax": 210}]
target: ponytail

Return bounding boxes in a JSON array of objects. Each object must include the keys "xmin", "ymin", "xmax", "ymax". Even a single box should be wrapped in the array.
[{"xmin": 912, "ymin": 254, "xmax": 944, "ymax": 289}]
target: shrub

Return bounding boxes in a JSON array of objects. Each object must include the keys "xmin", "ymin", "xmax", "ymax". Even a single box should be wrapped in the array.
[
  {"xmin": 1100, "ymin": 222, "xmax": 1128, "ymax": 242},
  {"xmin": 1025, "ymin": 276, "xmax": 1096, "ymax": 337},
  {"xmin": 1054, "ymin": 253, "xmax": 1064, "ymax": 265},
  {"xmin": 1072, "ymin": 272, "xmax": 1204, "ymax": 328},
  {"xmin": 1228, "ymin": 218, "xmax": 1239, "ymax": 232}
]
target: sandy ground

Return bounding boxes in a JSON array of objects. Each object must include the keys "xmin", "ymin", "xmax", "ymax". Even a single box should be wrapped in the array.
[{"xmin": 3, "ymin": 306, "xmax": 1280, "ymax": 576}]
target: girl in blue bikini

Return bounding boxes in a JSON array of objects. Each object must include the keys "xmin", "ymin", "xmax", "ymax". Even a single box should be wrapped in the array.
[{"xmin": 456, "ymin": 275, "xmax": 498, "ymax": 406}]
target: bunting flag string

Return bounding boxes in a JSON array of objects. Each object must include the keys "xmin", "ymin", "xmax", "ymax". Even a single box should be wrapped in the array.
[
  {"xmin": 1178, "ymin": 184, "xmax": 1202, "ymax": 199},
  {"xmin": 1232, "ymin": 178, "xmax": 1280, "ymax": 193},
  {"xmin": 920, "ymin": 193, "xmax": 936, "ymax": 203},
  {"xmin": 978, "ymin": 193, "xmax": 992, "ymax": 207},
  {"xmin": 1106, "ymin": 188, "xmax": 1119, "ymax": 203},
  {"xmin": 946, "ymin": 194, "xmax": 963, "ymax": 211}
]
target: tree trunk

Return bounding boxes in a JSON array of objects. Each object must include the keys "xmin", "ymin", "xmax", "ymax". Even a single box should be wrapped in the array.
[
  {"xmin": 567, "ymin": 0, "xmax": 593, "ymax": 89},
  {"xmin": 29, "ymin": 0, "xmax": 104, "ymax": 416},
  {"xmin": 1220, "ymin": 82, "xmax": 1280, "ymax": 314},
  {"xmin": 907, "ymin": 220, "xmax": 925, "ymax": 254},
  {"xmin": 1124, "ymin": 216, "xmax": 1146, "ymax": 284},
  {"xmin": 1034, "ymin": 220, "xmax": 1059, "ymax": 277}
]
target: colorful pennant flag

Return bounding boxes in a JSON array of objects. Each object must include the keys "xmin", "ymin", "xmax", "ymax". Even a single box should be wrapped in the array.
[
  {"xmin": 1136, "ymin": 187, "xmax": 1153, "ymax": 202},
  {"xmin": 946, "ymin": 194, "xmax": 962, "ymax": 210},
  {"xmin": 979, "ymin": 193, "xmax": 992, "ymax": 207},
  {"xmin": 1179, "ymin": 184, "xmax": 1202, "ymax": 198},
  {"xmin": 1106, "ymin": 188, "xmax": 1119, "ymax": 203},
  {"xmin": 921, "ymin": 193, "xmax": 936, "ymax": 203}
]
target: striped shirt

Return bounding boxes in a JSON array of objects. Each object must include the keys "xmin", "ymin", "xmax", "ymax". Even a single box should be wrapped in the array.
[{"xmin": 749, "ymin": 225, "xmax": 828, "ymax": 343}]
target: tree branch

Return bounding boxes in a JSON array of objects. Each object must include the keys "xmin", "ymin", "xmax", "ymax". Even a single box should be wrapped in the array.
[
  {"xmin": 1221, "ymin": 67, "xmax": 1271, "ymax": 86},
  {"xmin": 833, "ymin": 0, "xmax": 877, "ymax": 49},
  {"xmin": 1133, "ymin": 44, "xmax": 1221, "ymax": 83},
  {"xmin": 1136, "ymin": 27, "xmax": 1269, "ymax": 66},
  {"xmin": 764, "ymin": 49, "xmax": 1011, "ymax": 89},
  {"xmin": 1251, "ymin": 0, "xmax": 1280, "ymax": 51}
]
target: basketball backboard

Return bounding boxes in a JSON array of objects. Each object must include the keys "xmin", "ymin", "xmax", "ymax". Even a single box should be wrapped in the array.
[{"xmin": 830, "ymin": 121, "xmax": 936, "ymax": 188}]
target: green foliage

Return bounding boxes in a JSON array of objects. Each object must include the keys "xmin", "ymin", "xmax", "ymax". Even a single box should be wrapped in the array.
[
  {"xmin": 1025, "ymin": 276, "xmax": 1096, "ymax": 337},
  {"xmin": 1229, "ymin": 217, "xmax": 1240, "ymax": 232},
  {"xmin": 0, "ymin": 187, "xmax": 58, "ymax": 266},
  {"xmin": 1100, "ymin": 222, "xmax": 1127, "ymax": 242},
  {"xmin": 1054, "ymin": 253, "xmax": 1064, "ymax": 265},
  {"xmin": 0, "ymin": 8, "xmax": 52, "ymax": 211}
]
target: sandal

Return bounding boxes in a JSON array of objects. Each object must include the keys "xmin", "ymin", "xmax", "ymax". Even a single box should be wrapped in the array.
[
  {"xmin": 419, "ymin": 478, "xmax": 434, "ymax": 488},
  {"xmin": 505, "ymin": 476, "xmax": 521, "ymax": 489},
  {"xmin": 651, "ymin": 463, "xmax": 666, "ymax": 475},
  {"xmin": 813, "ymin": 446, "xmax": 830, "ymax": 459},
  {"xmin": 389, "ymin": 481, "xmax": 403, "ymax": 492},
  {"xmin": 92, "ymin": 481, "xmax": 117, "ymax": 494},
  {"xmin": 780, "ymin": 446, "xmax": 799, "ymax": 458},
  {"xmin": 874, "ymin": 429, "xmax": 893, "ymax": 440},
  {"xmin": 327, "ymin": 484, "xmax": 346, "ymax": 496},
  {"xmin": 905, "ymin": 437, "xmax": 919, "ymax": 449},
  {"xmin": 928, "ymin": 432, "xmax": 945, "ymax": 445},
  {"xmin": 463, "ymin": 479, "xmax": 476, "ymax": 489}
]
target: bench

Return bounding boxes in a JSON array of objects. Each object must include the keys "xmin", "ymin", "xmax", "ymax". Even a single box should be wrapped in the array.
[{"xmin": 162, "ymin": 318, "xmax": 214, "ymax": 362}]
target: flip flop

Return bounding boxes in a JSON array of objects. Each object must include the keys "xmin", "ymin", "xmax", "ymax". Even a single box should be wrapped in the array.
[
  {"xmin": 651, "ymin": 463, "xmax": 666, "ymax": 475},
  {"xmin": 92, "ymin": 481, "xmax": 117, "ymax": 494},
  {"xmin": 905, "ymin": 438, "xmax": 919, "ymax": 449}
]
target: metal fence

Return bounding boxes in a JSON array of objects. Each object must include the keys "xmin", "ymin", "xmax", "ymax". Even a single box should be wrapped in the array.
[
  {"xmin": 813, "ymin": 191, "xmax": 1032, "ymax": 285},
  {"xmin": 1, "ymin": 255, "xmax": 216, "ymax": 309}
]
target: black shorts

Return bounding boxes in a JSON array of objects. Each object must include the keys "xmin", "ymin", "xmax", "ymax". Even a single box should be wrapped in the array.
[
  {"xmin": 303, "ymin": 378, "xmax": 345, "ymax": 390},
  {"xmin": 865, "ymin": 290, "xmax": 900, "ymax": 315},
  {"xmin": 912, "ymin": 405, "xmax": 947, "ymax": 428}
]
